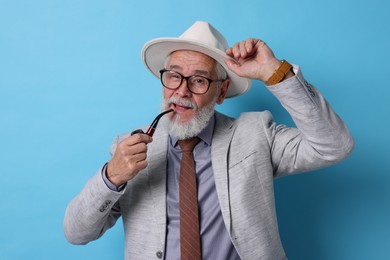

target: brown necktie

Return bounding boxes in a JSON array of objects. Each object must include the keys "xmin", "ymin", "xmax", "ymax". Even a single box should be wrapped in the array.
[{"xmin": 178, "ymin": 137, "xmax": 201, "ymax": 260}]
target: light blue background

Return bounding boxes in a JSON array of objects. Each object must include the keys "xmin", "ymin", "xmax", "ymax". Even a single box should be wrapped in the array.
[{"xmin": 1, "ymin": 0, "xmax": 389, "ymax": 259}]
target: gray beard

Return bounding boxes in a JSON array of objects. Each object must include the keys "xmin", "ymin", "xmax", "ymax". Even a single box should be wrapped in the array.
[{"xmin": 160, "ymin": 96, "xmax": 217, "ymax": 140}]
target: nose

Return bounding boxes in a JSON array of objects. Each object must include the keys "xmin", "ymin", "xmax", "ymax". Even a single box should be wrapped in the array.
[{"xmin": 174, "ymin": 78, "xmax": 192, "ymax": 97}]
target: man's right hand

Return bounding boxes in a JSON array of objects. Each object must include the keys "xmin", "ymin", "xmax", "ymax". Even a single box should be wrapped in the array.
[{"xmin": 106, "ymin": 133, "xmax": 153, "ymax": 187}]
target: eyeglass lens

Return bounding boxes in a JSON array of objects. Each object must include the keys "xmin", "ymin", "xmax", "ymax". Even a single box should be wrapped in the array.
[{"xmin": 161, "ymin": 70, "xmax": 210, "ymax": 94}]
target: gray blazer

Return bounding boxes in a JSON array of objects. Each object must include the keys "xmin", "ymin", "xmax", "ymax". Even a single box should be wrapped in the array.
[{"xmin": 64, "ymin": 67, "xmax": 354, "ymax": 259}]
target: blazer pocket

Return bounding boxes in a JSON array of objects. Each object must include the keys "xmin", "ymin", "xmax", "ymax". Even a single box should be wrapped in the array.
[{"xmin": 229, "ymin": 150, "xmax": 258, "ymax": 170}]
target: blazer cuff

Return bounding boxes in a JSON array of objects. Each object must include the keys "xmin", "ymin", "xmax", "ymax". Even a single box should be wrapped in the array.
[{"xmin": 101, "ymin": 163, "xmax": 127, "ymax": 192}]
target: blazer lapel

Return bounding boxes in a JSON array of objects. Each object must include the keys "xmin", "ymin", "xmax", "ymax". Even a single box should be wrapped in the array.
[
  {"xmin": 146, "ymin": 127, "xmax": 169, "ymax": 245},
  {"xmin": 211, "ymin": 112, "xmax": 236, "ymax": 232}
]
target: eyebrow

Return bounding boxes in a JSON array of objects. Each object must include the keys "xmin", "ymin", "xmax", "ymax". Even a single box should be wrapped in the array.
[{"xmin": 168, "ymin": 65, "xmax": 211, "ymax": 77}]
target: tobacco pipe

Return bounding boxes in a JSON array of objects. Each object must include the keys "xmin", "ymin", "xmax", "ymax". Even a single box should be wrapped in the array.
[{"xmin": 131, "ymin": 109, "xmax": 174, "ymax": 137}]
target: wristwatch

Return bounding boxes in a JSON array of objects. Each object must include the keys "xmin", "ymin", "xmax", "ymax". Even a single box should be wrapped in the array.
[{"xmin": 265, "ymin": 60, "xmax": 292, "ymax": 86}]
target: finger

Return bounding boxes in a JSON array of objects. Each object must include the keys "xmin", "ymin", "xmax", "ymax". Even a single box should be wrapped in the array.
[
  {"xmin": 116, "ymin": 139, "xmax": 148, "ymax": 159},
  {"xmin": 123, "ymin": 133, "xmax": 153, "ymax": 146},
  {"xmin": 129, "ymin": 152, "xmax": 147, "ymax": 164},
  {"xmin": 133, "ymin": 160, "xmax": 148, "ymax": 172},
  {"xmin": 127, "ymin": 153, "xmax": 148, "ymax": 173},
  {"xmin": 133, "ymin": 133, "xmax": 153, "ymax": 144},
  {"xmin": 255, "ymin": 39, "xmax": 269, "ymax": 53},
  {"xmin": 244, "ymin": 39, "xmax": 254, "ymax": 55},
  {"xmin": 139, "ymin": 133, "xmax": 153, "ymax": 143},
  {"xmin": 232, "ymin": 42, "xmax": 242, "ymax": 59},
  {"xmin": 129, "ymin": 142, "xmax": 148, "ymax": 156},
  {"xmin": 225, "ymin": 58, "xmax": 244, "ymax": 77},
  {"xmin": 226, "ymin": 47, "xmax": 233, "ymax": 57},
  {"xmin": 120, "ymin": 141, "xmax": 149, "ymax": 160},
  {"xmin": 113, "ymin": 156, "xmax": 147, "ymax": 181},
  {"xmin": 225, "ymin": 57, "xmax": 238, "ymax": 68},
  {"xmin": 239, "ymin": 41, "xmax": 248, "ymax": 58}
]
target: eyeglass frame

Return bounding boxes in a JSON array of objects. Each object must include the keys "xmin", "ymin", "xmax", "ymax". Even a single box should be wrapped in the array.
[{"xmin": 159, "ymin": 69, "xmax": 226, "ymax": 95}]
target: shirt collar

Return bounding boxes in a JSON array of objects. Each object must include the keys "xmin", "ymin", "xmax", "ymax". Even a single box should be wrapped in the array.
[{"xmin": 170, "ymin": 113, "xmax": 215, "ymax": 147}]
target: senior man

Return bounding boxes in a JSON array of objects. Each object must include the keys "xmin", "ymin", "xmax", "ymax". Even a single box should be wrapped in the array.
[{"xmin": 64, "ymin": 21, "xmax": 354, "ymax": 259}]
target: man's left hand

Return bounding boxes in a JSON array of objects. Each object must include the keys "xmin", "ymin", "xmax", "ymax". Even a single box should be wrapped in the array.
[{"xmin": 225, "ymin": 38, "xmax": 282, "ymax": 82}]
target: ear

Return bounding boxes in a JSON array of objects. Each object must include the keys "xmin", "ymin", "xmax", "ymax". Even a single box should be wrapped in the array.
[{"xmin": 216, "ymin": 80, "xmax": 230, "ymax": 104}]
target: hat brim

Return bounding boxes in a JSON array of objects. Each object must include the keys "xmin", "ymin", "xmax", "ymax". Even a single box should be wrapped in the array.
[{"xmin": 141, "ymin": 38, "xmax": 252, "ymax": 98}]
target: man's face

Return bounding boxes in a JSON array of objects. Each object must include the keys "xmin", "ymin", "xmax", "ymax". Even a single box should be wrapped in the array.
[{"xmin": 162, "ymin": 50, "xmax": 229, "ymax": 125}]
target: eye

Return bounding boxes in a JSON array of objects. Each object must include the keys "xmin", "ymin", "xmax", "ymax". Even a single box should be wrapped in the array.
[
  {"xmin": 191, "ymin": 76, "xmax": 207, "ymax": 85},
  {"xmin": 168, "ymin": 72, "xmax": 182, "ymax": 81}
]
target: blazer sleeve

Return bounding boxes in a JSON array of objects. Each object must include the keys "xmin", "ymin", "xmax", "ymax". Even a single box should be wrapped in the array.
[
  {"xmin": 63, "ymin": 167, "xmax": 125, "ymax": 245},
  {"xmin": 63, "ymin": 131, "xmax": 147, "ymax": 245},
  {"xmin": 264, "ymin": 65, "xmax": 355, "ymax": 177}
]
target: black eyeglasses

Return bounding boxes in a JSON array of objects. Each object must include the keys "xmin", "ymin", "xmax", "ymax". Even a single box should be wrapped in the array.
[{"xmin": 159, "ymin": 69, "xmax": 225, "ymax": 95}]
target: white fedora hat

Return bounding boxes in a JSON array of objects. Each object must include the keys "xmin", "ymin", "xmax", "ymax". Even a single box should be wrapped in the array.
[{"xmin": 141, "ymin": 21, "xmax": 252, "ymax": 98}]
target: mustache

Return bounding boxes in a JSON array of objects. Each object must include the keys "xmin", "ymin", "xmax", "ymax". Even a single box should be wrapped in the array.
[{"xmin": 166, "ymin": 96, "xmax": 197, "ymax": 109}]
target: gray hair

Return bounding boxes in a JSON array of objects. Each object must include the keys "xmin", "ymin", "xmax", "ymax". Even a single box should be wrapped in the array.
[{"xmin": 215, "ymin": 61, "xmax": 228, "ymax": 80}]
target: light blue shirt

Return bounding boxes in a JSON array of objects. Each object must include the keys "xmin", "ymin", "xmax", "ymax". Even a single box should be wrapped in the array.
[{"xmin": 165, "ymin": 114, "xmax": 240, "ymax": 260}]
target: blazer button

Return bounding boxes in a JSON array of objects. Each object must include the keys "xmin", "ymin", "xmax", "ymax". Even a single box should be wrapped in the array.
[
  {"xmin": 156, "ymin": 251, "xmax": 163, "ymax": 259},
  {"xmin": 304, "ymin": 80, "xmax": 316, "ymax": 97},
  {"xmin": 99, "ymin": 200, "xmax": 112, "ymax": 212}
]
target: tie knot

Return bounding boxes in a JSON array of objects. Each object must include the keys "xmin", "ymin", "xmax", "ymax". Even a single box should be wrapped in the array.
[{"xmin": 178, "ymin": 137, "xmax": 200, "ymax": 152}]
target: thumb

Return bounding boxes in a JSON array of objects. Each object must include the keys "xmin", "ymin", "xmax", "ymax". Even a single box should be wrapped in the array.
[{"xmin": 225, "ymin": 58, "xmax": 242, "ymax": 75}]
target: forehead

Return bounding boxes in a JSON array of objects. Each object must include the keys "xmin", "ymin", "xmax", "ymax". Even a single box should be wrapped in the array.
[{"xmin": 167, "ymin": 50, "xmax": 216, "ymax": 75}]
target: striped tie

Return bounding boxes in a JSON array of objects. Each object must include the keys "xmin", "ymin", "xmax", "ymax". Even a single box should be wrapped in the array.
[{"xmin": 178, "ymin": 137, "xmax": 201, "ymax": 260}]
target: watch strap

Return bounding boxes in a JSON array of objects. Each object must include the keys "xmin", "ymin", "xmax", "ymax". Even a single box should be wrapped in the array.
[{"xmin": 265, "ymin": 60, "xmax": 292, "ymax": 86}]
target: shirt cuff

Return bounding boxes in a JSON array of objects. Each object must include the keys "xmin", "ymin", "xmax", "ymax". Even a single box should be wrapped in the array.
[{"xmin": 101, "ymin": 163, "xmax": 127, "ymax": 192}]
